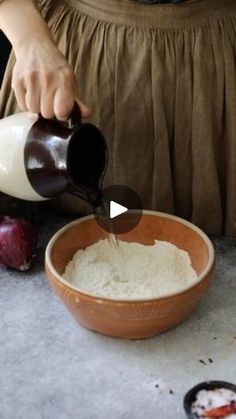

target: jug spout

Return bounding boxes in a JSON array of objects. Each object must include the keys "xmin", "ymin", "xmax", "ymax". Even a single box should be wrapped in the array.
[{"xmin": 67, "ymin": 123, "xmax": 107, "ymax": 206}]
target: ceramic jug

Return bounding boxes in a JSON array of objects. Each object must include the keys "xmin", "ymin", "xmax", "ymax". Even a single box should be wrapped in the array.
[{"xmin": 0, "ymin": 105, "xmax": 107, "ymax": 204}]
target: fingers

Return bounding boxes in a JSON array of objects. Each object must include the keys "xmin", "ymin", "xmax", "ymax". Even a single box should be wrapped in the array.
[
  {"xmin": 11, "ymin": 73, "xmax": 27, "ymax": 112},
  {"xmin": 24, "ymin": 71, "xmax": 41, "ymax": 114},
  {"xmin": 53, "ymin": 90, "xmax": 91, "ymax": 121},
  {"xmin": 12, "ymin": 64, "xmax": 92, "ymax": 120},
  {"xmin": 53, "ymin": 68, "xmax": 91, "ymax": 120},
  {"xmin": 75, "ymin": 97, "xmax": 92, "ymax": 118},
  {"xmin": 53, "ymin": 87, "xmax": 75, "ymax": 121},
  {"xmin": 40, "ymin": 87, "xmax": 56, "ymax": 119},
  {"xmin": 74, "ymin": 81, "xmax": 91, "ymax": 118},
  {"xmin": 12, "ymin": 39, "xmax": 91, "ymax": 119}
]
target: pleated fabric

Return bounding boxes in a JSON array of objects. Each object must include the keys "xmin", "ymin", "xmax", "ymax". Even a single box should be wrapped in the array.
[{"xmin": 1, "ymin": 0, "xmax": 236, "ymax": 235}]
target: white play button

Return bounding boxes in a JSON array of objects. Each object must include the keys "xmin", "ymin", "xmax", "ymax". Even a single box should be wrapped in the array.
[
  {"xmin": 110, "ymin": 200, "xmax": 128, "ymax": 219},
  {"xmin": 94, "ymin": 185, "xmax": 143, "ymax": 234}
]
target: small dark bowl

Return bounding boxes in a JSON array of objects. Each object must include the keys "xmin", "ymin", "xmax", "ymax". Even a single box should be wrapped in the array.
[{"xmin": 184, "ymin": 381, "xmax": 236, "ymax": 419}]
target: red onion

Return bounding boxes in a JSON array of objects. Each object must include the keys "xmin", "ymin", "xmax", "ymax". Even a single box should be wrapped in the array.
[{"xmin": 0, "ymin": 216, "xmax": 37, "ymax": 271}]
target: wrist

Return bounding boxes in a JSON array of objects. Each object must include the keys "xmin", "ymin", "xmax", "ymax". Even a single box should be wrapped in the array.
[
  {"xmin": 13, "ymin": 31, "xmax": 55, "ymax": 58},
  {"xmin": 0, "ymin": 0, "xmax": 55, "ymax": 56}
]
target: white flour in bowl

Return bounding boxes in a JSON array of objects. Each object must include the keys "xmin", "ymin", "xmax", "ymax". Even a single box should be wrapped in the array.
[{"xmin": 62, "ymin": 239, "xmax": 198, "ymax": 299}]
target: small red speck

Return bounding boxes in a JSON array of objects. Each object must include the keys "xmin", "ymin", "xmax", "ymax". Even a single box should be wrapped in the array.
[{"xmin": 209, "ymin": 358, "xmax": 213, "ymax": 363}]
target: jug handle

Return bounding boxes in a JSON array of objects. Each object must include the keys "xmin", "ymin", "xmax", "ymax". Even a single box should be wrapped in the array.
[
  {"xmin": 38, "ymin": 102, "xmax": 82, "ymax": 129},
  {"xmin": 67, "ymin": 103, "xmax": 82, "ymax": 129}
]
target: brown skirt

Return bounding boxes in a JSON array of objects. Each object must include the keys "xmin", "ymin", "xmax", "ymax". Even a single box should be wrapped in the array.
[{"xmin": 1, "ymin": 0, "xmax": 236, "ymax": 235}]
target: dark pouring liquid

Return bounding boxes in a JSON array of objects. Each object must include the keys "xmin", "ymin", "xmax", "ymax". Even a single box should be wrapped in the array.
[
  {"xmin": 94, "ymin": 194, "xmax": 127, "ymax": 281},
  {"xmin": 86, "ymin": 190, "xmax": 119, "ymax": 247},
  {"xmin": 71, "ymin": 176, "xmax": 126, "ymax": 281},
  {"xmin": 73, "ymin": 186, "xmax": 123, "ymax": 268}
]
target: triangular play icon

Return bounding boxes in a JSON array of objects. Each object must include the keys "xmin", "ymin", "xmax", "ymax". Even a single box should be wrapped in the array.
[{"xmin": 110, "ymin": 201, "xmax": 128, "ymax": 219}]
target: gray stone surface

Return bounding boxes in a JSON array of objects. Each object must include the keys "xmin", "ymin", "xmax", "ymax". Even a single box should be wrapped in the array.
[{"xmin": 0, "ymin": 208, "xmax": 236, "ymax": 419}]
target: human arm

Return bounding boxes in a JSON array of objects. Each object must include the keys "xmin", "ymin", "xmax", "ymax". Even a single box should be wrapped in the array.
[{"xmin": 0, "ymin": 0, "xmax": 91, "ymax": 119}]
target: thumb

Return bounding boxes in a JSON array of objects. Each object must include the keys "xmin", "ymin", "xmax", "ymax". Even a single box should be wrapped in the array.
[
  {"xmin": 75, "ymin": 97, "xmax": 92, "ymax": 118},
  {"xmin": 74, "ymin": 84, "xmax": 92, "ymax": 118}
]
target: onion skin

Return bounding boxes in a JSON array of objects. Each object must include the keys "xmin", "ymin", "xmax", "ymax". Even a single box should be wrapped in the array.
[{"xmin": 0, "ymin": 216, "xmax": 37, "ymax": 271}]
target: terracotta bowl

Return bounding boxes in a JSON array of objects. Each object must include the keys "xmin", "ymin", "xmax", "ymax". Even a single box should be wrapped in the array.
[{"xmin": 45, "ymin": 211, "xmax": 215, "ymax": 339}]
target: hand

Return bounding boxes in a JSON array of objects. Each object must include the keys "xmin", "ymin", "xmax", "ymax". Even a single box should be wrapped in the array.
[{"xmin": 11, "ymin": 35, "xmax": 91, "ymax": 120}]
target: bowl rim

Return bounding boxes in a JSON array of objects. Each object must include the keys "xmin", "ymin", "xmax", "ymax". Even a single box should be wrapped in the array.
[{"xmin": 45, "ymin": 210, "xmax": 215, "ymax": 303}]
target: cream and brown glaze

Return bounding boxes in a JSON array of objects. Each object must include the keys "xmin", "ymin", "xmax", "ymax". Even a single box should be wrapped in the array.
[{"xmin": 24, "ymin": 106, "xmax": 107, "ymax": 203}]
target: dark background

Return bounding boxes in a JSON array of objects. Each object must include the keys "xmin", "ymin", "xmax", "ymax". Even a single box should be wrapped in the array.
[{"xmin": 0, "ymin": 30, "xmax": 11, "ymax": 87}]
